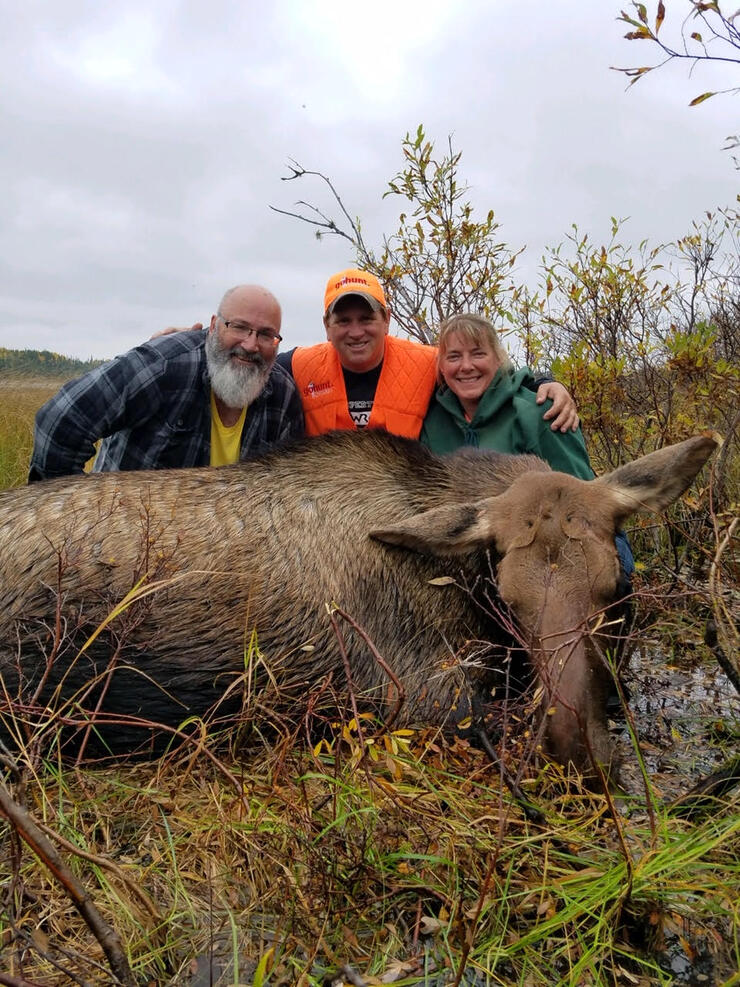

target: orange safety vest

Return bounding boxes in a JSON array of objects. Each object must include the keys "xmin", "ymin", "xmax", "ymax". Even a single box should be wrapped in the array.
[{"xmin": 292, "ymin": 336, "xmax": 437, "ymax": 438}]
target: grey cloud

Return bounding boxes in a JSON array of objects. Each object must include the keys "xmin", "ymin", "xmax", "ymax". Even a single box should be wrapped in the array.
[{"xmin": 0, "ymin": 1, "xmax": 736, "ymax": 359}]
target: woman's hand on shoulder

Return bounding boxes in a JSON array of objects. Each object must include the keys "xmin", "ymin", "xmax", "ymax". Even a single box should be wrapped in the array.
[{"xmin": 536, "ymin": 382, "xmax": 579, "ymax": 432}]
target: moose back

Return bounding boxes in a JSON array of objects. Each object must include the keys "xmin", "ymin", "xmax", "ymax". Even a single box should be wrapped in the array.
[{"xmin": 0, "ymin": 429, "xmax": 719, "ymax": 776}]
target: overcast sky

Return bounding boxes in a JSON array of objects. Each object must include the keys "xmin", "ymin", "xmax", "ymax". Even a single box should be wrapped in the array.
[{"xmin": 1, "ymin": 0, "xmax": 737, "ymax": 360}]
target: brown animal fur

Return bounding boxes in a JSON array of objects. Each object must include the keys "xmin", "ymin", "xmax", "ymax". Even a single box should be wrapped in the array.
[{"xmin": 0, "ymin": 429, "xmax": 719, "ymax": 778}]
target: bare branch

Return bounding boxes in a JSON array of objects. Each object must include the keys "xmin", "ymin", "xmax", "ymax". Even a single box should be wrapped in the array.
[
  {"xmin": 271, "ymin": 128, "xmax": 520, "ymax": 343},
  {"xmin": 273, "ymin": 159, "xmax": 369, "ymax": 255},
  {"xmin": 0, "ymin": 778, "xmax": 137, "ymax": 986}
]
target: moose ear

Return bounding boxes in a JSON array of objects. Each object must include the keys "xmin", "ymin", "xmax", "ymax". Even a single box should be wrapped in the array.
[
  {"xmin": 594, "ymin": 432, "xmax": 721, "ymax": 520},
  {"xmin": 370, "ymin": 501, "xmax": 495, "ymax": 556}
]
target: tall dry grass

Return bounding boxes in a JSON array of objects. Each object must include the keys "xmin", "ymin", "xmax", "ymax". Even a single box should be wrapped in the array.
[
  {"xmin": 0, "ymin": 378, "xmax": 63, "ymax": 489},
  {"xmin": 1, "ymin": 718, "xmax": 739, "ymax": 985}
]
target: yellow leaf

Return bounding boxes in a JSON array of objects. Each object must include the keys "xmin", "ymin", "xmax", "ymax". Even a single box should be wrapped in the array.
[
  {"xmin": 689, "ymin": 92, "xmax": 715, "ymax": 106},
  {"xmin": 655, "ymin": 0, "xmax": 665, "ymax": 32},
  {"xmin": 253, "ymin": 946, "xmax": 275, "ymax": 987}
]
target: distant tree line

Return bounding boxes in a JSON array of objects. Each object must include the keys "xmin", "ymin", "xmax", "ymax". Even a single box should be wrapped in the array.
[{"xmin": 0, "ymin": 348, "xmax": 103, "ymax": 378}]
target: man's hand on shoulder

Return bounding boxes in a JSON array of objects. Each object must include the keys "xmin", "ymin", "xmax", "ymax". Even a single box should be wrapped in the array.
[
  {"xmin": 150, "ymin": 323, "xmax": 204, "ymax": 341},
  {"xmin": 536, "ymin": 382, "xmax": 579, "ymax": 432}
]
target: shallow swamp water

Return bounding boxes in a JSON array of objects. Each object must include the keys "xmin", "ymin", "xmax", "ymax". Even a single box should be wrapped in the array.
[{"xmin": 620, "ymin": 643, "xmax": 740, "ymax": 801}]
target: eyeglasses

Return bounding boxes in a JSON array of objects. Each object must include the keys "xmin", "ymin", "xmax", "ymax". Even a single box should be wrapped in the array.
[{"xmin": 219, "ymin": 317, "xmax": 282, "ymax": 345}]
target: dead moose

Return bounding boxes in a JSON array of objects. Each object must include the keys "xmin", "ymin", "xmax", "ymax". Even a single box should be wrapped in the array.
[{"xmin": 0, "ymin": 429, "xmax": 719, "ymax": 779}]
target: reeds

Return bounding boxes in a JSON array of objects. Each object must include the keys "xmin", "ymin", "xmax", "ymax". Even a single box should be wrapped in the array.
[
  {"xmin": 0, "ymin": 379, "xmax": 60, "ymax": 488},
  {"xmin": 1, "ymin": 719, "xmax": 739, "ymax": 985}
]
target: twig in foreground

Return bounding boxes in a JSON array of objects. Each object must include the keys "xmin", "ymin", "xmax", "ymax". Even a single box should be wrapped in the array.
[{"xmin": 0, "ymin": 777, "xmax": 136, "ymax": 987}]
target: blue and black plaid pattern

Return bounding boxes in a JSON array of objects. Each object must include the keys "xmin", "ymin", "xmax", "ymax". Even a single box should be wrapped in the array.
[{"xmin": 29, "ymin": 330, "xmax": 304, "ymax": 480}]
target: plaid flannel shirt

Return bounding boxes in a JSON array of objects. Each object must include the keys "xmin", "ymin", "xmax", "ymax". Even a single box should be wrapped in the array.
[{"xmin": 29, "ymin": 330, "xmax": 304, "ymax": 480}]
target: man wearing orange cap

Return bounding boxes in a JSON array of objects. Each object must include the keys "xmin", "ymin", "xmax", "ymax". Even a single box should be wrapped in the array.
[
  {"xmin": 276, "ymin": 268, "xmax": 578, "ymax": 439},
  {"xmin": 277, "ymin": 269, "xmax": 436, "ymax": 437}
]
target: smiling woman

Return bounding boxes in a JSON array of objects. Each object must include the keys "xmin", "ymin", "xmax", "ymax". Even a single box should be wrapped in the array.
[
  {"xmin": 420, "ymin": 313, "xmax": 593, "ymax": 480},
  {"xmin": 420, "ymin": 312, "xmax": 636, "ymax": 576},
  {"xmin": 436, "ymin": 315, "xmax": 513, "ymax": 421}
]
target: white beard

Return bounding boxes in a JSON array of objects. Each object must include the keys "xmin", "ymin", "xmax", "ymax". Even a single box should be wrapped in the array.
[{"xmin": 205, "ymin": 330, "xmax": 273, "ymax": 409}]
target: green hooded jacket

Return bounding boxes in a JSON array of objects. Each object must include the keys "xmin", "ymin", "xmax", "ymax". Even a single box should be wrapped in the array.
[{"xmin": 420, "ymin": 367, "xmax": 595, "ymax": 480}]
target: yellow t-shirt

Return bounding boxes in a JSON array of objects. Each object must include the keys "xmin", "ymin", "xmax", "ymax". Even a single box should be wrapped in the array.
[{"xmin": 209, "ymin": 391, "xmax": 247, "ymax": 466}]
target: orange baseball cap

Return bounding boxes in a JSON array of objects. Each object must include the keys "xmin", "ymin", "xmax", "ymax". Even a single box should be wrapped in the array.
[{"xmin": 324, "ymin": 268, "xmax": 387, "ymax": 316}]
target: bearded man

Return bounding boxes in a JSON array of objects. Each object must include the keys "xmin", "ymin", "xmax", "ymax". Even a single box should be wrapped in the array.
[{"xmin": 28, "ymin": 285, "xmax": 303, "ymax": 481}]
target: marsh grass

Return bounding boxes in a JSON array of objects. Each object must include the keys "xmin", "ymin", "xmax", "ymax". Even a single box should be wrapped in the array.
[
  {"xmin": 1, "ymin": 720, "xmax": 739, "ymax": 985},
  {"xmin": 0, "ymin": 377, "xmax": 63, "ymax": 488}
]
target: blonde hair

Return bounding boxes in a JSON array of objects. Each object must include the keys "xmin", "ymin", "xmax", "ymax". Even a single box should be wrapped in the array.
[{"xmin": 436, "ymin": 313, "xmax": 513, "ymax": 385}]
